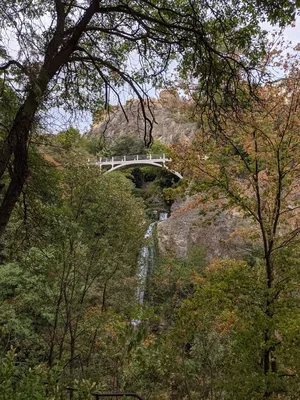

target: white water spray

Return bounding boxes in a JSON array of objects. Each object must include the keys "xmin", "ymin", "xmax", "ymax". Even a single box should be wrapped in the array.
[{"xmin": 137, "ymin": 212, "xmax": 168, "ymax": 304}]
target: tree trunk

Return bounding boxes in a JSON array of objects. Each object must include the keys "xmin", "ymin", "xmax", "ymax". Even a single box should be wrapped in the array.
[
  {"xmin": 0, "ymin": 2, "xmax": 98, "ymax": 238},
  {"xmin": 0, "ymin": 90, "xmax": 41, "ymax": 237},
  {"xmin": 263, "ymin": 255, "xmax": 276, "ymax": 398}
]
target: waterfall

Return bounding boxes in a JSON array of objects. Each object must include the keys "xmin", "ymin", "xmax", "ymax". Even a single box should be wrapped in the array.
[
  {"xmin": 137, "ymin": 212, "xmax": 169, "ymax": 304},
  {"xmin": 132, "ymin": 212, "xmax": 168, "ymax": 326},
  {"xmin": 159, "ymin": 212, "xmax": 168, "ymax": 221},
  {"xmin": 137, "ymin": 222, "xmax": 156, "ymax": 304}
]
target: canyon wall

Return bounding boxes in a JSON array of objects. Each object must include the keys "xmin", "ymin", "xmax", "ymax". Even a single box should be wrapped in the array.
[
  {"xmin": 90, "ymin": 91, "xmax": 251, "ymax": 260},
  {"xmin": 90, "ymin": 90, "xmax": 198, "ymax": 145}
]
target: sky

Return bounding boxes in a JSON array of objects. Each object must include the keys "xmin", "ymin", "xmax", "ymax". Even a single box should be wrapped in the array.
[
  {"xmin": 283, "ymin": 22, "xmax": 299, "ymax": 45},
  {"xmin": 260, "ymin": 18, "xmax": 299, "ymax": 59},
  {"xmin": 73, "ymin": 18, "xmax": 300, "ymax": 133},
  {"xmin": 1, "ymin": 12, "xmax": 299, "ymax": 134}
]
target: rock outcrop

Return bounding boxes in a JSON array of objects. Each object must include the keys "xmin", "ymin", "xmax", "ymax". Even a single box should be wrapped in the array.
[
  {"xmin": 90, "ymin": 90, "xmax": 198, "ymax": 145},
  {"xmin": 157, "ymin": 196, "xmax": 253, "ymax": 261},
  {"xmin": 91, "ymin": 90, "xmax": 253, "ymax": 260}
]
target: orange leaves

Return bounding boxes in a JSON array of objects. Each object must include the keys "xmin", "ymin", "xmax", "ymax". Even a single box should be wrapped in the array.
[
  {"xmin": 192, "ymin": 271, "xmax": 205, "ymax": 285},
  {"xmin": 214, "ymin": 311, "xmax": 237, "ymax": 336},
  {"xmin": 143, "ymin": 334, "xmax": 155, "ymax": 347},
  {"xmin": 205, "ymin": 258, "xmax": 232, "ymax": 274},
  {"xmin": 171, "ymin": 67, "xmax": 300, "ymax": 260}
]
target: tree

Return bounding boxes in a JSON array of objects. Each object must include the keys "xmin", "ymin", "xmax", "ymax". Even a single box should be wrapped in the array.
[
  {"xmin": 0, "ymin": 150, "xmax": 145, "ymax": 378},
  {"xmin": 0, "ymin": 0, "xmax": 297, "ymax": 238},
  {"xmin": 55, "ymin": 126, "xmax": 81, "ymax": 149},
  {"xmin": 0, "ymin": 79, "xmax": 19, "ymax": 140},
  {"xmin": 171, "ymin": 50, "xmax": 300, "ymax": 397},
  {"xmin": 147, "ymin": 140, "xmax": 170, "ymax": 156},
  {"xmin": 166, "ymin": 254, "xmax": 300, "ymax": 399},
  {"xmin": 111, "ymin": 135, "xmax": 146, "ymax": 156}
]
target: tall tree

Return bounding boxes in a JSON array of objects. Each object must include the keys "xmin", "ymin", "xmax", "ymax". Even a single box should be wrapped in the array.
[
  {"xmin": 0, "ymin": 0, "xmax": 297, "ymax": 237},
  {"xmin": 171, "ymin": 50, "xmax": 300, "ymax": 397}
]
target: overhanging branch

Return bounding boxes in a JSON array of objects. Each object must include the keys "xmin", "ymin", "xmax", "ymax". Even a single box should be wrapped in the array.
[
  {"xmin": 0, "ymin": 60, "xmax": 26, "ymax": 73},
  {"xmin": 70, "ymin": 47, "xmax": 155, "ymax": 146}
]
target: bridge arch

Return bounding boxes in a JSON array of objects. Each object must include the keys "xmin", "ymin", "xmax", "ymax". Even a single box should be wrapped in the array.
[{"xmin": 103, "ymin": 161, "xmax": 183, "ymax": 179}]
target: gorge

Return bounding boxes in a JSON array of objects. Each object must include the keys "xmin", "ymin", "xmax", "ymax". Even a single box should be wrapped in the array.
[{"xmin": 89, "ymin": 90, "xmax": 248, "ymax": 263}]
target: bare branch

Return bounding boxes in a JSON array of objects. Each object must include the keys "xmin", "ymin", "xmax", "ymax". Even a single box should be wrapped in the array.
[
  {"xmin": 71, "ymin": 47, "xmax": 155, "ymax": 145},
  {"xmin": 0, "ymin": 60, "xmax": 26, "ymax": 72}
]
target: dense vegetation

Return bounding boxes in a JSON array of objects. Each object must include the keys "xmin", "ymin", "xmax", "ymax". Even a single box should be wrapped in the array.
[
  {"xmin": 2, "ymin": 71, "xmax": 300, "ymax": 398},
  {"xmin": 0, "ymin": 0, "xmax": 298, "ymax": 236},
  {"xmin": 0, "ymin": 1, "xmax": 300, "ymax": 399}
]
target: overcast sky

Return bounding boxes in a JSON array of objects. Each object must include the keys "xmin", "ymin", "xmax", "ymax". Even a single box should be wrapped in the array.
[
  {"xmin": 2, "ymin": 10, "xmax": 299, "ymax": 133},
  {"xmin": 262, "ymin": 16, "xmax": 299, "ymax": 46},
  {"xmin": 47, "ymin": 17, "xmax": 300, "ymax": 133}
]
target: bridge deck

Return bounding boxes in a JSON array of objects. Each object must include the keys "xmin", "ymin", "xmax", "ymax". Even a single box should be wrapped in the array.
[
  {"xmin": 95, "ymin": 154, "xmax": 182, "ymax": 179},
  {"xmin": 97, "ymin": 154, "xmax": 169, "ymax": 166}
]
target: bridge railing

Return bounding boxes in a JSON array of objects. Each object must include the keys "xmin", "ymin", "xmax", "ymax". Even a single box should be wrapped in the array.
[{"xmin": 98, "ymin": 154, "xmax": 168, "ymax": 163}]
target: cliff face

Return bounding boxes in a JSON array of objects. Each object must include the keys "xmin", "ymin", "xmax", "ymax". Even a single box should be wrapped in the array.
[
  {"xmin": 157, "ymin": 196, "xmax": 252, "ymax": 261},
  {"xmin": 91, "ymin": 90, "xmax": 250, "ymax": 260},
  {"xmin": 90, "ymin": 90, "xmax": 198, "ymax": 145}
]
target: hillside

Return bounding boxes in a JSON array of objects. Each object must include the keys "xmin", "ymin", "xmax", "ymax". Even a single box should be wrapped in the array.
[{"xmin": 89, "ymin": 90, "xmax": 198, "ymax": 145}]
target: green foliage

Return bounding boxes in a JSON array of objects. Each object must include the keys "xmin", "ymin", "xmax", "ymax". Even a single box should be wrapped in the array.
[
  {"xmin": 148, "ymin": 246, "xmax": 207, "ymax": 323},
  {"xmin": 3, "ymin": 65, "xmax": 300, "ymax": 400},
  {"xmin": 81, "ymin": 135, "xmax": 110, "ymax": 156},
  {"xmin": 257, "ymin": 0, "xmax": 299, "ymax": 26},
  {"xmin": 170, "ymin": 73, "xmax": 300, "ymax": 396},
  {"xmin": 0, "ymin": 1, "xmax": 299, "ymax": 397},
  {"xmin": 111, "ymin": 135, "xmax": 146, "ymax": 156},
  {"xmin": 169, "ymin": 253, "xmax": 300, "ymax": 399},
  {"xmin": 0, "ymin": 149, "xmax": 145, "ymax": 385},
  {"xmin": 55, "ymin": 126, "xmax": 81, "ymax": 149},
  {"xmin": 0, "ymin": 79, "xmax": 19, "ymax": 139},
  {"xmin": 0, "ymin": 350, "xmax": 63, "ymax": 400},
  {"xmin": 128, "ymin": 251, "xmax": 300, "ymax": 399},
  {"xmin": 0, "ymin": 349, "xmax": 111, "ymax": 400},
  {"xmin": 148, "ymin": 140, "xmax": 170, "ymax": 156}
]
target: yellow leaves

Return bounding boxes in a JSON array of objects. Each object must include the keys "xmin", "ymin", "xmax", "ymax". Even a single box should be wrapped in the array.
[
  {"xmin": 214, "ymin": 311, "xmax": 237, "ymax": 336},
  {"xmin": 192, "ymin": 272, "xmax": 205, "ymax": 285},
  {"xmin": 143, "ymin": 334, "xmax": 155, "ymax": 347},
  {"xmin": 205, "ymin": 258, "xmax": 228, "ymax": 274},
  {"xmin": 87, "ymin": 306, "xmax": 98, "ymax": 314}
]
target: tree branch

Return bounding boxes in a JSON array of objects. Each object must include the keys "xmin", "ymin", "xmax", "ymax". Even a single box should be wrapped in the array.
[{"xmin": 0, "ymin": 60, "xmax": 26, "ymax": 72}]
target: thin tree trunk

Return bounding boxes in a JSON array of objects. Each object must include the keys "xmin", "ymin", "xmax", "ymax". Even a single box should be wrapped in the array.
[{"xmin": 263, "ymin": 255, "xmax": 276, "ymax": 398}]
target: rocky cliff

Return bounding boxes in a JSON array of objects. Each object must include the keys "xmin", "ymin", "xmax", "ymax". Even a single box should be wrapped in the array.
[
  {"xmin": 157, "ymin": 196, "xmax": 252, "ymax": 261},
  {"xmin": 91, "ymin": 90, "xmax": 250, "ymax": 261},
  {"xmin": 90, "ymin": 90, "xmax": 198, "ymax": 145}
]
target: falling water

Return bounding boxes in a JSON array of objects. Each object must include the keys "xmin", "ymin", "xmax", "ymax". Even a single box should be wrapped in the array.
[
  {"xmin": 137, "ymin": 222, "xmax": 156, "ymax": 304},
  {"xmin": 137, "ymin": 212, "xmax": 168, "ymax": 304},
  {"xmin": 132, "ymin": 213, "xmax": 168, "ymax": 326},
  {"xmin": 159, "ymin": 212, "xmax": 168, "ymax": 221}
]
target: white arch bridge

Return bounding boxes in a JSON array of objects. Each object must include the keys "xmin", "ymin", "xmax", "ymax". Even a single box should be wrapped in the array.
[{"xmin": 96, "ymin": 154, "xmax": 183, "ymax": 179}]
